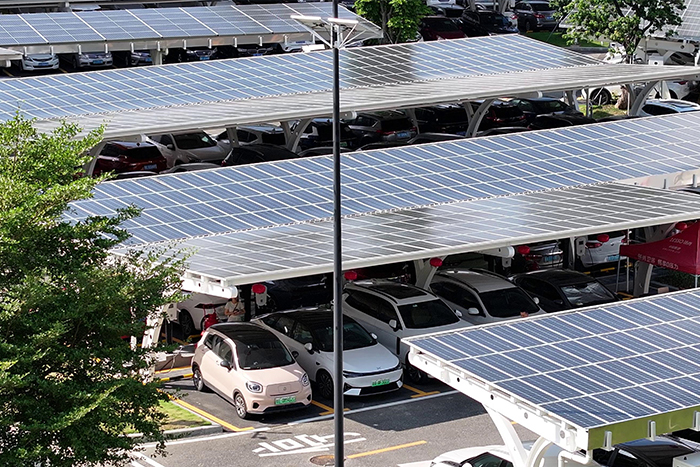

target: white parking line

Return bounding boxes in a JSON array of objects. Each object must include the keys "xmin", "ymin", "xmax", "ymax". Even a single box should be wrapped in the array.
[
  {"xmin": 131, "ymin": 452, "xmax": 167, "ymax": 467},
  {"xmin": 288, "ymin": 390, "xmax": 459, "ymax": 425},
  {"xmin": 139, "ymin": 427, "xmax": 271, "ymax": 448}
]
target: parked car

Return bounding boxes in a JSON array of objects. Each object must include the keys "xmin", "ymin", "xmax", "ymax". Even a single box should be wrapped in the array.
[
  {"xmin": 527, "ymin": 113, "xmax": 596, "ymax": 130},
  {"xmin": 469, "ymin": 100, "xmax": 528, "ymax": 130},
  {"xmin": 159, "ymin": 162, "xmax": 221, "ymax": 174},
  {"xmin": 513, "ymin": 0, "xmax": 558, "ymax": 31},
  {"xmin": 112, "ymin": 50, "xmax": 152, "ymax": 67},
  {"xmin": 176, "ymin": 292, "xmax": 230, "ymax": 336},
  {"xmin": 254, "ymin": 308, "xmax": 403, "ymax": 399},
  {"xmin": 419, "ymin": 16, "xmax": 468, "ymax": 41},
  {"xmin": 221, "ymin": 144, "xmax": 300, "ymax": 167},
  {"xmin": 342, "ymin": 280, "xmax": 472, "ymax": 382},
  {"xmin": 456, "ymin": 10, "xmax": 519, "ymax": 37},
  {"xmin": 146, "ymin": 131, "xmax": 231, "ymax": 167},
  {"xmin": 346, "ymin": 111, "xmax": 417, "ymax": 146},
  {"xmin": 192, "ymin": 323, "xmax": 312, "ymax": 419},
  {"xmin": 164, "ymin": 47, "xmax": 220, "ymax": 63},
  {"xmin": 511, "ymin": 240, "xmax": 563, "ymax": 272},
  {"xmin": 92, "ymin": 141, "xmax": 167, "ymax": 177},
  {"xmin": 14, "ymin": 53, "xmax": 59, "ymax": 71},
  {"xmin": 62, "ymin": 52, "xmax": 113, "ymax": 69},
  {"xmin": 638, "ymin": 99, "xmax": 700, "ymax": 117},
  {"xmin": 510, "ymin": 269, "xmax": 619, "ymax": 312},
  {"xmin": 413, "ymin": 104, "xmax": 470, "ymax": 135},
  {"xmin": 235, "ymin": 43, "xmax": 283, "ymax": 57},
  {"xmin": 408, "ymin": 133, "xmax": 466, "ymax": 144},
  {"xmin": 430, "ymin": 436, "xmax": 699, "ymax": 467},
  {"xmin": 474, "ymin": 126, "xmax": 531, "ymax": 137},
  {"xmin": 216, "ymin": 125, "xmax": 287, "ymax": 147},
  {"xmin": 508, "ymin": 97, "xmax": 581, "ymax": 124},
  {"xmin": 294, "ymin": 118, "xmax": 359, "ymax": 151},
  {"xmin": 112, "ymin": 171, "xmax": 158, "ymax": 180},
  {"xmin": 255, "ymin": 274, "xmax": 332, "ymax": 314},
  {"xmin": 578, "ymin": 230, "xmax": 628, "ymax": 268},
  {"xmin": 430, "ymin": 268, "xmax": 545, "ymax": 325},
  {"xmin": 428, "ymin": 4, "xmax": 465, "ymax": 17}
]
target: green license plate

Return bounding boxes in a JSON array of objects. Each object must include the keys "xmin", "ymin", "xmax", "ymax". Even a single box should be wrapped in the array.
[
  {"xmin": 275, "ymin": 396, "xmax": 296, "ymax": 405},
  {"xmin": 371, "ymin": 379, "xmax": 391, "ymax": 387}
]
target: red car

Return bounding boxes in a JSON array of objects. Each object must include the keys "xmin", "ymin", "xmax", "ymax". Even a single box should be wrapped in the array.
[
  {"xmin": 93, "ymin": 141, "xmax": 167, "ymax": 177},
  {"xmin": 419, "ymin": 16, "xmax": 468, "ymax": 41}
]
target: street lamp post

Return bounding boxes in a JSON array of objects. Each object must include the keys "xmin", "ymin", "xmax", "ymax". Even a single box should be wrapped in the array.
[{"xmin": 290, "ymin": 12, "xmax": 365, "ymax": 467}]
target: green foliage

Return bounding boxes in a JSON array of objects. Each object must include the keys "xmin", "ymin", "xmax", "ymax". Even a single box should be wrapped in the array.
[
  {"xmin": 355, "ymin": 0, "xmax": 431, "ymax": 43},
  {"xmin": 0, "ymin": 114, "xmax": 186, "ymax": 466},
  {"xmin": 552, "ymin": 0, "xmax": 685, "ymax": 57}
]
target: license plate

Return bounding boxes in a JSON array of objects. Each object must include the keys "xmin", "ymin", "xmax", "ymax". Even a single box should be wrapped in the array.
[
  {"xmin": 92, "ymin": 60, "xmax": 103, "ymax": 65},
  {"xmin": 543, "ymin": 255, "xmax": 557, "ymax": 262},
  {"xmin": 145, "ymin": 58, "xmax": 152, "ymax": 62},
  {"xmin": 275, "ymin": 396, "xmax": 296, "ymax": 405},
  {"xmin": 200, "ymin": 56, "xmax": 210, "ymax": 60},
  {"xmin": 254, "ymin": 53, "xmax": 264, "ymax": 56},
  {"xmin": 371, "ymin": 378, "xmax": 391, "ymax": 387},
  {"xmin": 397, "ymin": 131, "xmax": 410, "ymax": 138},
  {"xmin": 144, "ymin": 164, "xmax": 157, "ymax": 170},
  {"xmin": 546, "ymin": 16, "xmax": 553, "ymax": 20},
  {"xmin": 456, "ymin": 130, "xmax": 467, "ymax": 136},
  {"xmin": 606, "ymin": 255, "xmax": 620, "ymax": 262},
  {"xmin": 39, "ymin": 62, "xmax": 48, "ymax": 66}
]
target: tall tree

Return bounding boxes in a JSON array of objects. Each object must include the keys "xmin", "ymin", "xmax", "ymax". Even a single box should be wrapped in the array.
[
  {"xmin": 355, "ymin": 0, "xmax": 431, "ymax": 44},
  {"xmin": 0, "ymin": 115, "xmax": 185, "ymax": 467},
  {"xmin": 553, "ymin": 0, "xmax": 685, "ymax": 59}
]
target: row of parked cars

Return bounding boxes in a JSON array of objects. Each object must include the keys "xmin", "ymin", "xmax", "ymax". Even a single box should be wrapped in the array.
[{"xmin": 189, "ymin": 258, "xmax": 622, "ymax": 418}]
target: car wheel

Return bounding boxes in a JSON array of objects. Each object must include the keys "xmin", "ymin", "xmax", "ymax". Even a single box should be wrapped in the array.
[
  {"xmin": 72, "ymin": 57, "xmax": 80, "ymax": 69},
  {"xmin": 234, "ymin": 391, "xmax": 250, "ymax": 419},
  {"xmin": 406, "ymin": 359, "xmax": 427, "ymax": 384},
  {"xmin": 316, "ymin": 370, "xmax": 334, "ymax": 400},
  {"xmin": 590, "ymin": 88, "xmax": 612, "ymax": 106},
  {"xmin": 525, "ymin": 20, "xmax": 534, "ymax": 31},
  {"xmin": 192, "ymin": 366, "xmax": 211, "ymax": 392},
  {"xmin": 179, "ymin": 310, "xmax": 196, "ymax": 338}
]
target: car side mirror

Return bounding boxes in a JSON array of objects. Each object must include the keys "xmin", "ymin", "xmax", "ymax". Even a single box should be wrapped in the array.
[
  {"xmin": 532, "ymin": 297, "xmax": 540, "ymax": 305},
  {"xmin": 219, "ymin": 360, "xmax": 231, "ymax": 370},
  {"xmin": 467, "ymin": 307, "xmax": 480, "ymax": 316},
  {"xmin": 388, "ymin": 319, "xmax": 399, "ymax": 331},
  {"xmin": 166, "ymin": 144, "xmax": 174, "ymax": 150},
  {"xmin": 455, "ymin": 310, "xmax": 463, "ymax": 318},
  {"xmin": 304, "ymin": 342, "xmax": 314, "ymax": 353},
  {"xmin": 292, "ymin": 351, "xmax": 299, "ymax": 359},
  {"xmin": 370, "ymin": 333, "xmax": 378, "ymax": 340}
]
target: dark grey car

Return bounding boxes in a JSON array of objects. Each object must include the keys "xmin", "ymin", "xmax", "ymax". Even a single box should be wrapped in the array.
[{"xmin": 514, "ymin": 1, "xmax": 558, "ymax": 31}]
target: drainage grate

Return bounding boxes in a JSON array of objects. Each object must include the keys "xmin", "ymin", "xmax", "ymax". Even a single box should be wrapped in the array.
[{"xmin": 310, "ymin": 454, "xmax": 336, "ymax": 466}]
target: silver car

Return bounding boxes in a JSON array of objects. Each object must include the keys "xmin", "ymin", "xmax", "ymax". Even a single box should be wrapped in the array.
[{"xmin": 514, "ymin": 1, "xmax": 558, "ymax": 31}]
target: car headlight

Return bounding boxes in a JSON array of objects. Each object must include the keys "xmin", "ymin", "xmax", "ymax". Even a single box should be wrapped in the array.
[
  {"xmin": 301, "ymin": 373, "xmax": 309, "ymax": 386},
  {"xmin": 79, "ymin": 53, "xmax": 89, "ymax": 59},
  {"xmin": 245, "ymin": 381, "xmax": 263, "ymax": 393}
]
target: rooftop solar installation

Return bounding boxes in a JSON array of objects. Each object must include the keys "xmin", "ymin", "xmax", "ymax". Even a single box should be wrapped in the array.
[
  {"xmin": 0, "ymin": 35, "xmax": 600, "ymax": 122},
  {"xmin": 666, "ymin": 0, "xmax": 700, "ymax": 40},
  {"xmin": 0, "ymin": 3, "xmax": 377, "ymax": 50},
  {"xmin": 111, "ymin": 183, "xmax": 700, "ymax": 285},
  {"xmin": 405, "ymin": 288, "xmax": 700, "ymax": 451},
  {"xmin": 68, "ymin": 112, "xmax": 700, "ymax": 246}
]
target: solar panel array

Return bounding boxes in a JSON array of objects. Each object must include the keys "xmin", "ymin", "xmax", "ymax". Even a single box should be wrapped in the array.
[
  {"xmin": 406, "ymin": 289, "xmax": 700, "ymax": 430},
  {"xmin": 667, "ymin": 0, "xmax": 700, "ymax": 40},
  {"xmin": 0, "ymin": 3, "xmax": 369, "ymax": 46},
  {"xmin": 0, "ymin": 35, "xmax": 600, "ymax": 121},
  {"xmin": 120, "ymin": 183, "xmax": 700, "ymax": 283},
  {"xmin": 68, "ymin": 112, "xmax": 700, "ymax": 246}
]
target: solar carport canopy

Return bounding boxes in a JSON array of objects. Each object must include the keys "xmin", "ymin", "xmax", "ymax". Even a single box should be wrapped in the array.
[
  {"xmin": 0, "ymin": 3, "xmax": 379, "ymax": 54},
  {"xmin": 18, "ymin": 34, "xmax": 700, "ymax": 138},
  {"xmin": 404, "ymin": 289, "xmax": 700, "ymax": 452},
  {"xmin": 67, "ymin": 111, "xmax": 700, "ymax": 285}
]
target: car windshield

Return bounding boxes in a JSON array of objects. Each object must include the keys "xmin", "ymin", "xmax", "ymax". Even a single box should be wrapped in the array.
[
  {"xmin": 479, "ymin": 289, "xmax": 540, "ymax": 317},
  {"xmin": 315, "ymin": 321, "xmax": 375, "ymax": 351},
  {"xmin": 427, "ymin": 18, "xmax": 461, "ymax": 30},
  {"xmin": 480, "ymin": 12, "xmax": 509, "ymax": 26},
  {"xmin": 173, "ymin": 132, "xmax": 217, "ymax": 150},
  {"xmin": 398, "ymin": 300, "xmax": 459, "ymax": 329},
  {"xmin": 531, "ymin": 3, "xmax": 553, "ymax": 11},
  {"xmin": 236, "ymin": 339, "xmax": 295, "ymax": 370},
  {"xmin": 559, "ymin": 281, "xmax": 616, "ymax": 308}
]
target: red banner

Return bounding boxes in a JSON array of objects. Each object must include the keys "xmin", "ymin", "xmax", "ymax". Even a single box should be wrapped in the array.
[{"xmin": 619, "ymin": 222, "xmax": 700, "ymax": 275}]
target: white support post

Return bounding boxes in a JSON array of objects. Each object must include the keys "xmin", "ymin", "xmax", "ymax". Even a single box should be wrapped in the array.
[
  {"xmin": 404, "ymin": 108, "xmax": 419, "ymax": 134},
  {"xmin": 141, "ymin": 303, "xmax": 175, "ymax": 383},
  {"xmin": 413, "ymin": 257, "xmax": 443, "ymax": 290},
  {"xmin": 283, "ymin": 118, "xmax": 312, "ymax": 152},
  {"xmin": 466, "ymin": 99, "xmax": 494, "ymax": 137},
  {"xmin": 486, "ymin": 407, "xmax": 529, "ymax": 467},
  {"xmin": 85, "ymin": 141, "xmax": 106, "ymax": 177},
  {"xmin": 150, "ymin": 49, "xmax": 163, "ymax": 66},
  {"xmin": 226, "ymin": 126, "xmax": 239, "ymax": 147},
  {"xmin": 633, "ymin": 223, "xmax": 677, "ymax": 297}
]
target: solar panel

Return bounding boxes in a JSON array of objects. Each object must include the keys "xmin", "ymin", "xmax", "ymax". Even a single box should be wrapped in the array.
[
  {"xmin": 68, "ymin": 112, "xmax": 700, "ymax": 246},
  {"xmin": 406, "ymin": 289, "xmax": 700, "ymax": 432},
  {"xmin": 110, "ymin": 183, "xmax": 700, "ymax": 284},
  {"xmin": 0, "ymin": 34, "xmax": 599, "ymax": 122},
  {"xmin": 0, "ymin": 3, "xmax": 377, "ymax": 49},
  {"xmin": 665, "ymin": 0, "xmax": 700, "ymax": 40}
]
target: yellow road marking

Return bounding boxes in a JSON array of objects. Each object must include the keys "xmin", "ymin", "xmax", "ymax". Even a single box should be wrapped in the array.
[
  {"xmin": 172, "ymin": 398, "xmax": 254, "ymax": 432},
  {"xmin": 402, "ymin": 384, "xmax": 440, "ymax": 398},
  {"xmin": 158, "ymin": 372, "xmax": 193, "ymax": 382},
  {"xmin": 155, "ymin": 366, "xmax": 191, "ymax": 374},
  {"xmin": 3, "ymin": 69, "xmax": 13, "ymax": 77},
  {"xmin": 58, "ymin": 68, "xmax": 68, "ymax": 73},
  {"xmin": 311, "ymin": 400, "xmax": 350, "ymax": 415},
  {"xmin": 347, "ymin": 440, "xmax": 427, "ymax": 459}
]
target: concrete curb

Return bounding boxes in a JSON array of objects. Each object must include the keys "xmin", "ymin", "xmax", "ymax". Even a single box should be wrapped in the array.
[
  {"xmin": 568, "ymin": 46, "xmax": 610, "ymax": 53},
  {"xmin": 164, "ymin": 424, "xmax": 223, "ymax": 440}
]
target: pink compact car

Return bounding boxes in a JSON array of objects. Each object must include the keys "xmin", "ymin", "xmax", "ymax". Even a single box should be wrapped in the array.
[{"xmin": 192, "ymin": 323, "xmax": 312, "ymax": 419}]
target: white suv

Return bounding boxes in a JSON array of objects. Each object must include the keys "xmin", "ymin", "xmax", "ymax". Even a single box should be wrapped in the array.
[
  {"xmin": 430, "ymin": 269, "xmax": 545, "ymax": 325},
  {"xmin": 342, "ymin": 280, "xmax": 472, "ymax": 383}
]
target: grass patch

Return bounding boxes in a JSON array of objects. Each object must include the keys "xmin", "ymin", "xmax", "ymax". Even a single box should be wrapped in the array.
[
  {"xmin": 124, "ymin": 401, "xmax": 210, "ymax": 434},
  {"xmin": 525, "ymin": 31, "xmax": 606, "ymax": 48},
  {"xmin": 577, "ymin": 104, "xmax": 628, "ymax": 119}
]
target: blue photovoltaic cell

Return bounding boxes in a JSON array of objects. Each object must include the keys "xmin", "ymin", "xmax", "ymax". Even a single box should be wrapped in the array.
[
  {"xmin": 0, "ymin": 34, "xmax": 597, "ymax": 122},
  {"xmin": 65, "ymin": 112, "xmax": 700, "ymax": 247},
  {"xmin": 406, "ymin": 290, "xmax": 700, "ymax": 429}
]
